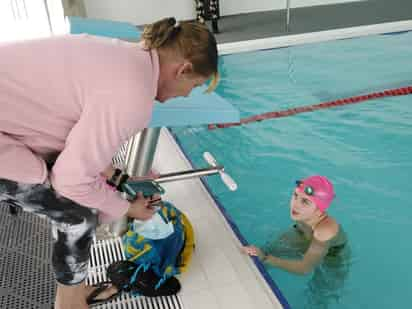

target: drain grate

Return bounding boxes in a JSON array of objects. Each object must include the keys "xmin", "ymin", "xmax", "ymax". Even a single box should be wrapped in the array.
[
  {"xmin": 0, "ymin": 205, "xmax": 184, "ymax": 309},
  {"xmin": 0, "ymin": 205, "xmax": 55, "ymax": 309}
]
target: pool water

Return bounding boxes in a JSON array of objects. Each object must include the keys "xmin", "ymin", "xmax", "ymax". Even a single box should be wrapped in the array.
[{"xmin": 171, "ymin": 31, "xmax": 412, "ymax": 308}]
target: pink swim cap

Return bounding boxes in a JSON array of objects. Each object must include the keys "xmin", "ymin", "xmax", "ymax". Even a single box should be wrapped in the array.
[{"xmin": 296, "ymin": 175, "xmax": 335, "ymax": 212}]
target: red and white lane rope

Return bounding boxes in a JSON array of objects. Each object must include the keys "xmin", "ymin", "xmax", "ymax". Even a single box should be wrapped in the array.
[{"xmin": 208, "ymin": 86, "xmax": 412, "ymax": 130}]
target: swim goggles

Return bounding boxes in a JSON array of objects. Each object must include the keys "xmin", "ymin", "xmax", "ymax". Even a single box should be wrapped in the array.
[
  {"xmin": 295, "ymin": 180, "xmax": 314, "ymax": 196},
  {"xmin": 295, "ymin": 180, "xmax": 334, "ymax": 201}
]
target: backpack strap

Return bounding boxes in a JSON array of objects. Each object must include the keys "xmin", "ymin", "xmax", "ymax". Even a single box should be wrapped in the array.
[{"xmin": 177, "ymin": 212, "xmax": 195, "ymax": 273}]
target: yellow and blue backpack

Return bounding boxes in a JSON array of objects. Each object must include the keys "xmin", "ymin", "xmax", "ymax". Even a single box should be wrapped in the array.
[{"xmin": 122, "ymin": 201, "xmax": 195, "ymax": 290}]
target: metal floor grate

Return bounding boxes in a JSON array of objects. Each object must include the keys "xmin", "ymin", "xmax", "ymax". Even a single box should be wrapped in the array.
[
  {"xmin": 0, "ymin": 206, "xmax": 184, "ymax": 309},
  {"xmin": 0, "ymin": 205, "xmax": 55, "ymax": 309}
]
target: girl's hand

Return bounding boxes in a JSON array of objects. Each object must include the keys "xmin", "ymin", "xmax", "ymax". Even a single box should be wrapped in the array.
[{"xmin": 242, "ymin": 245, "xmax": 264, "ymax": 258}]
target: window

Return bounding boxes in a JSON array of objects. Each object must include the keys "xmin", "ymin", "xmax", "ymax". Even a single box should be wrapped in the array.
[{"xmin": 0, "ymin": 0, "xmax": 65, "ymax": 43}]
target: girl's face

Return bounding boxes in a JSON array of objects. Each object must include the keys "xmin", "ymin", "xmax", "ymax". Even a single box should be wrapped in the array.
[{"xmin": 290, "ymin": 189, "xmax": 319, "ymax": 221}]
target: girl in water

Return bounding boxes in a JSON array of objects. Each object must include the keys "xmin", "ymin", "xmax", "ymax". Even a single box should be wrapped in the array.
[{"xmin": 243, "ymin": 175, "xmax": 347, "ymax": 275}]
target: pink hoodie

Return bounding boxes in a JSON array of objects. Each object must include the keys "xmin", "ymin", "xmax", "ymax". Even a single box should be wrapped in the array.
[{"xmin": 0, "ymin": 34, "xmax": 159, "ymax": 221}]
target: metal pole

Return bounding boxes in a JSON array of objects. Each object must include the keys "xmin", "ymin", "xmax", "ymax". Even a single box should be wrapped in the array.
[
  {"xmin": 125, "ymin": 128, "xmax": 160, "ymax": 177},
  {"xmin": 286, "ymin": 0, "xmax": 291, "ymax": 32},
  {"xmin": 156, "ymin": 166, "xmax": 224, "ymax": 183},
  {"xmin": 109, "ymin": 127, "xmax": 161, "ymax": 236}
]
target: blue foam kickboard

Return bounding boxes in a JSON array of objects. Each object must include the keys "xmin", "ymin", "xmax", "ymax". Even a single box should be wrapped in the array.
[
  {"xmin": 67, "ymin": 17, "xmax": 239, "ymax": 127},
  {"xmin": 68, "ymin": 16, "xmax": 141, "ymax": 39},
  {"xmin": 150, "ymin": 86, "xmax": 239, "ymax": 127}
]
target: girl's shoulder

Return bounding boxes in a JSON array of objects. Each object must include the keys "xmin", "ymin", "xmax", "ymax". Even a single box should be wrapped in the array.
[{"xmin": 313, "ymin": 216, "xmax": 339, "ymax": 242}]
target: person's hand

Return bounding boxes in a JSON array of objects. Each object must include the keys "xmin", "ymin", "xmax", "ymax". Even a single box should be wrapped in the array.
[
  {"xmin": 126, "ymin": 193, "xmax": 157, "ymax": 220},
  {"xmin": 148, "ymin": 168, "xmax": 160, "ymax": 179},
  {"xmin": 101, "ymin": 166, "xmax": 160, "ymax": 183},
  {"xmin": 242, "ymin": 245, "xmax": 264, "ymax": 259},
  {"xmin": 147, "ymin": 193, "xmax": 162, "ymax": 207}
]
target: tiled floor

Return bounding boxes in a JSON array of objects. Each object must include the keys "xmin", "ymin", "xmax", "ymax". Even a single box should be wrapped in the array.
[{"xmin": 152, "ymin": 129, "xmax": 282, "ymax": 309}]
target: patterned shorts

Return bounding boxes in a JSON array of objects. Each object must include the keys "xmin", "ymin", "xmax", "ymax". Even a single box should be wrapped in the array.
[{"xmin": 0, "ymin": 178, "xmax": 98, "ymax": 285}]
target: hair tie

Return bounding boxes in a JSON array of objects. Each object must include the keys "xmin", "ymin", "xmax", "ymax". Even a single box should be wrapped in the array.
[{"xmin": 168, "ymin": 17, "xmax": 176, "ymax": 27}]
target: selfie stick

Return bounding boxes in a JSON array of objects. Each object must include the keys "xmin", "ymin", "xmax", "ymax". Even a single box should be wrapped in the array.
[{"xmin": 155, "ymin": 152, "xmax": 237, "ymax": 191}]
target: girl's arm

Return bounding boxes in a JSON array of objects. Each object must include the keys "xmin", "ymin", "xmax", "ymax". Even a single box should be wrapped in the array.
[
  {"xmin": 243, "ymin": 220, "xmax": 339, "ymax": 275},
  {"xmin": 261, "ymin": 238, "xmax": 328, "ymax": 275},
  {"xmin": 243, "ymin": 236, "xmax": 330, "ymax": 275}
]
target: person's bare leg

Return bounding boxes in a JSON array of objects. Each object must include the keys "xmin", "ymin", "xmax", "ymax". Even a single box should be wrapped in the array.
[
  {"xmin": 55, "ymin": 282, "xmax": 119, "ymax": 308},
  {"xmin": 55, "ymin": 282, "xmax": 89, "ymax": 309}
]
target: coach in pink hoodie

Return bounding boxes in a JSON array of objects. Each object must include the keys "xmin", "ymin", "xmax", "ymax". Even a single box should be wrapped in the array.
[{"xmin": 0, "ymin": 17, "xmax": 218, "ymax": 309}]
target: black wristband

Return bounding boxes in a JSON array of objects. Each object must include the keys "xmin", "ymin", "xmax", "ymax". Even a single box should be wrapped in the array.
[
  {"xmin": 106, "ymin": 169, "xmax": 130, "ymax": 193},
  {"xmin": 106, "ymin": 168, "xmax": 122, "ymax": 187},
  {"xmin": 116, "ymin": 174, "xmax": 130, "ymax": 192}
]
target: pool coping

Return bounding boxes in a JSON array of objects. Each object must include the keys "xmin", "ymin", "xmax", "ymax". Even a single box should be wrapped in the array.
[{"xmin": 218, "ymin": 19, "xmax": 412, "ymax": 55}]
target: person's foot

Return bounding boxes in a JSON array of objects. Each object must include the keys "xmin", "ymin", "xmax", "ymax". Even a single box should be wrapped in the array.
[
  {"xmin": 54, "ymin": 282, "xmax": 89, "ymax": 309},
  {"xmin": 85, "ymin": 283, "xmax": 120, "ymax": 305}
]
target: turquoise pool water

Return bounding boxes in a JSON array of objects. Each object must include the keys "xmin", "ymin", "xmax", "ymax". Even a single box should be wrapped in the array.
[{"xmin": 171, "ymin": 31, "xmax": 412, "ymax": 308}]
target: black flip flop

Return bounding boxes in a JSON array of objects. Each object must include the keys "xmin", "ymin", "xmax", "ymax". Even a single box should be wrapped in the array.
[{"xmin": 129, "ymin": 268, "xmax": 181, "ymax": 297}]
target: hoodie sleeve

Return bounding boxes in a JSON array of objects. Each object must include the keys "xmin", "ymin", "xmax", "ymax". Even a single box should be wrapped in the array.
[{"xmin": 50, "ymin": 85, "xmax": 154, "ymax": 220}]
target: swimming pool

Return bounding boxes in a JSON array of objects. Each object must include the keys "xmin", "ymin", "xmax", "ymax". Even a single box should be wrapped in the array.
[{"xmin": 171, "ymin": 30, "xmax": 412, "ymax": 308}]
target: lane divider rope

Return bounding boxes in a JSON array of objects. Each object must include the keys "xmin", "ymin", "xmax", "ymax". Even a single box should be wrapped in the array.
[{"xmin": 208, "ymin": 86, "xmax": 412, "ymax": 130}]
